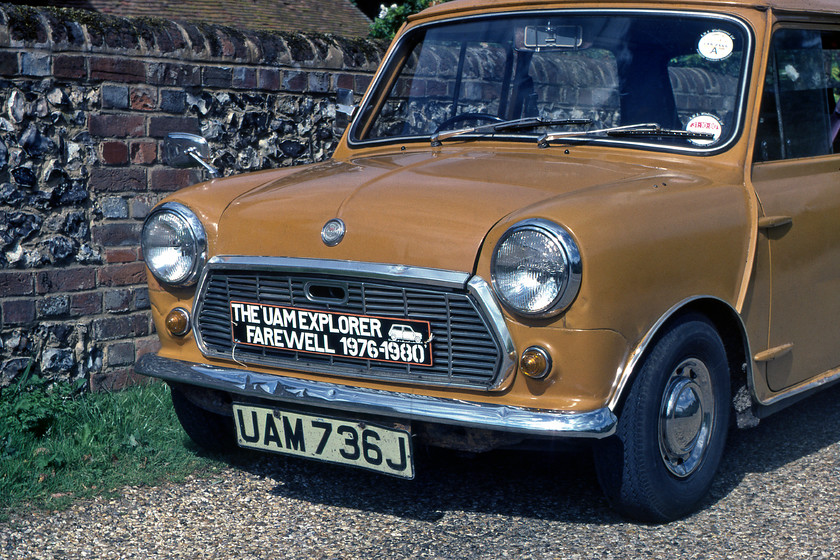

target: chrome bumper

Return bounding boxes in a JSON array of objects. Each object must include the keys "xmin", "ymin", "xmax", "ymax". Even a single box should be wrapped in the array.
[{"xmin": 135, "ymin": 353, "xmax": 617, "ymax": 439}]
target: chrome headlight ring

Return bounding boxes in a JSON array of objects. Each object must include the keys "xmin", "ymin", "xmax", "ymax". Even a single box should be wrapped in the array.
[
  {"xmin": 141, "ymin": 202, "xmax": 207, "ymax": 287},
  {"xmin": 491, "ymin": 218, "xmax": 582, "ymax": 318}
]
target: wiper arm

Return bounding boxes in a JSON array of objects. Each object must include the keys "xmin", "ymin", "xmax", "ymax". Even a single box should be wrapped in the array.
[
  {"xmin": 538, "ymin": 122, "xmax": 660, "ymax": 147},
  {"xmin": 538, "ymin": 123, "xmax": 715, "ymax": 148},
  {"xmin": 495, "ymin": 117, "xmax": 592, "ymax": 132},
  {"xmin": 431, "ymin": 117, "xmax": 592, "ymax": 146}
]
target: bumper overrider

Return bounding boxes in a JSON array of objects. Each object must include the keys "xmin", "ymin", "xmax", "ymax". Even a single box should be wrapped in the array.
[{"xmin": 135, "ymin": 353, "xmax": 616, "ymax": 438}]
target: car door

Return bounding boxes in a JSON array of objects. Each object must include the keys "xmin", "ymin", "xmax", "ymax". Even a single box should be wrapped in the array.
[{"xmin": 751, "ymin": 26, "xmax": 840, "ymax": 392}]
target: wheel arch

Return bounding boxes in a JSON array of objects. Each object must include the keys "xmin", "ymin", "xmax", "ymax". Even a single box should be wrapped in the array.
[{"xmin": 608, "ymin": 296, "xmax": 752, "ymax": 415}]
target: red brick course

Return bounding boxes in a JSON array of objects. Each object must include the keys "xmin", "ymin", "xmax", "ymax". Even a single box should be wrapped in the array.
[
  {"xmin": 0, "ymin": 271, "xmax": 34, "ymax": 296},
  {"xmin": 92, "ymin": 223, "xmax": 144, "ymax": 248},
  {"xmin": 97, "ymin": 262, "xmax": 147, "ymax": 287},
  {"xmin": 105, "ymin": 248, "xmax": 142, "ymax": 264},
  {"xmin": 90, "ymin": 57, "xmax": 147, "ymax": 82},
  {"xmin": 70, "ymin": 292, "xmax": 103, "ymax": 316},
  {"xmin": 53, "ymin": 54, "xmax": 85, "ymax": 78},
  {"xmin": 102, "ymin": 141, "xmax": 129, "ymax": 165},
  {"xmin": 130, "ymin": 86, "xmax": 157, "ymax": 111},
  {"xmin": 36, "ymin": 268, "xmax": 97, "ymax": 294},
  {"xmin": 1, "ymin": 300, "xmax": 35, "ymax": 325},
  {"xmin": 130, "ymin": 141, "xmax": 158, "ymax": 165},
  {"xmin": 89, "ymin": 168, "xmax": 147, "ymax": 193},
  {"xmin": 89, "ymin": 114, "xmax": 145, "ymax": 138}
]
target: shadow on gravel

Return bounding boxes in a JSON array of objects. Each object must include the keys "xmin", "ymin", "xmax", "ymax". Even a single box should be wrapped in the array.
[
  {"xmin": 706, "ymin": 381, "xmax": 840, "ymax": 505},
  {"xmin": 229, "ymin": 437, "xmax": 617, "ymax": 524},
  {"xmin": 220, "ymin": 382, "xmax": 840, "ymax": 525}
]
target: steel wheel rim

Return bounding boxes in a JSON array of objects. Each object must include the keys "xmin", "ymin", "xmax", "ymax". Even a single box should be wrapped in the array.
[{"xmin": 658, "ymin": 357, "xmax": 715, "ymax": 477}]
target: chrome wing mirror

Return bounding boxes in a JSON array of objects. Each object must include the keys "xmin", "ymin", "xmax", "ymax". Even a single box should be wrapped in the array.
[
  {"xmin": 163, "ymin": 133, "xmax": 220, "ymax": 178},
  {"xmin": 334, "ymin": 88, "xmax": 356, "ymax": 135}
]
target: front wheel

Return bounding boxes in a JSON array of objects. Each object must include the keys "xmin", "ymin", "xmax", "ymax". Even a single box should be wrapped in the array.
[{"xmin": 594, "ymin": 315, "xmax": 730, "ymax": 522}]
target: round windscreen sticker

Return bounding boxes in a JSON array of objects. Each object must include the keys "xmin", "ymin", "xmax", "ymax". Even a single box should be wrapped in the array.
[
  {"xmin": 686, "ymin": 114, "xmax": 723, "ymax": 146},
  {"xmin": 698, "ymin": 30, "xmax": 734, "ymax": 61}
]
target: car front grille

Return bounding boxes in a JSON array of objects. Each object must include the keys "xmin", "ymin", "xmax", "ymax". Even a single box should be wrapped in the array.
[{"xmin": 192, "ymin": 259, "xmax": 511, "ymax": 390}]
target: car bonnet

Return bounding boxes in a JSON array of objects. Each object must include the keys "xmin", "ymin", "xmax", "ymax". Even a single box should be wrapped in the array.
[{"xmin": 213, "ymin": 149, "xmax": 660, "ymax": 272}]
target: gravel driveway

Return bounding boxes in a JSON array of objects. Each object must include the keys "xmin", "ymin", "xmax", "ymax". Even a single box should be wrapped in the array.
[{"xmin": 2, "ymin": 383, "xmax": 839, "ymax": 559}]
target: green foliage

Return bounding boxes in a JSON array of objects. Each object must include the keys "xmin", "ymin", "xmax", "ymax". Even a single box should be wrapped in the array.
[
  {"xmin": 0, "ymin": 363, "xmax": 84, "ymax": 441},
  {"xmin": 0, "ymin": 377, "xmax": 227, "ymax": 518},
  {"xmin": 369, "ymin": 0, "xmax": 448, "ymax": 40}
]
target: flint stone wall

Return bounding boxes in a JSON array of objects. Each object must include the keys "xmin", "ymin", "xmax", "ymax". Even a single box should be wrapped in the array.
[{"xmin": 0, "ymin": 3, "xmax": 384, "ymax": 390}]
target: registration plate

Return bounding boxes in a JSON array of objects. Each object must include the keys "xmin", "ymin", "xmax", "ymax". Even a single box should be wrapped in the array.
[
  {"xmin": 230, "ymin": 301, "xmax": 433, "ymax": 366},
  {"xmin": 233, "ymin": 403, "xmax": 414, "ymax": 479}
]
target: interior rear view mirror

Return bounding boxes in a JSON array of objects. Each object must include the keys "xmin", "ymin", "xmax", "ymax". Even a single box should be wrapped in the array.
[{"xmin": 523, "ymin": 25, "xmax": 583, "ymax": 49}]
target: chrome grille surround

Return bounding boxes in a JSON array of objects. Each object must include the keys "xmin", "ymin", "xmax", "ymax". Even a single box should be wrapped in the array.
[{"xmin": 192, "ymin": 256, "xmax": 516, "ymax": 391}]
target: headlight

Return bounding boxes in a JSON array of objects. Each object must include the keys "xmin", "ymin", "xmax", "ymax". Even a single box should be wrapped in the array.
[
  {"xmin": 492, "ymin": 219, "xmax": 582, "ymax": 317},
  {"xmin": 141, "ymin": 202, "xmax": 206, "ymax": 286}
]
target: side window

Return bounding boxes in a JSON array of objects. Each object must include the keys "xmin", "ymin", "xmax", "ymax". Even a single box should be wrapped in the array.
[{"xmin": 755, "ymin": 29, "xmax": 840, "ymax": 162}]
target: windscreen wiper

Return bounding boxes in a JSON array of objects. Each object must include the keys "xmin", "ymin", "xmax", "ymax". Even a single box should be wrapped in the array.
[
  {"xmin": 606, "ymin": 126, "xmax": 716, "ymax": 141},
  {"xmin": 537, "ymin": 123, "xmax": 715, "ymax": 148},
  {"xmin": 431, "ymin": 117, "xmax": 592, "ymax": 146}
]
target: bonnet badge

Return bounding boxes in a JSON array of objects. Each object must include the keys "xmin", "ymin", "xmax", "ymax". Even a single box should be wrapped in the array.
[{"xmin": 321, "ymin": 218, "xmax": 346, "ymax": 246}]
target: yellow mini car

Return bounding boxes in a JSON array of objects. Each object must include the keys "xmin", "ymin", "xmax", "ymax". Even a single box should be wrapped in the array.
[{"xmin": 137, "ymin": 0, "xmax": 840, "ymax": 521}]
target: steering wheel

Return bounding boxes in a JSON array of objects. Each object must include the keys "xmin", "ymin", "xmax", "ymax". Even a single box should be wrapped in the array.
[{"xmin": 434, "ymin": 113, "xmax": 503, "ymax": 133}]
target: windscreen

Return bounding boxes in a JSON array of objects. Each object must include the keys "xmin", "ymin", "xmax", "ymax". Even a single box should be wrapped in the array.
[{"xmin": 352, "ymin": 11, "xmax": 750, "ymax": 152}]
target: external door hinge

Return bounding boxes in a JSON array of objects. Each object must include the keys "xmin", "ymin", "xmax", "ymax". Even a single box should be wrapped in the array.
[
  {"xmin": 754, "ymin": 343, "xmax": 794, "ymax": 362},
  {"xmin": 757, "ymin": 216, "xmax": 792, "ymax": 230}
]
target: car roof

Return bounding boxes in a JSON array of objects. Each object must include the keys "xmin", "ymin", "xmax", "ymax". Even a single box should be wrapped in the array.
[{"xmin": 413, "ymin": 0, "xmax": 840, "ymax": 20}]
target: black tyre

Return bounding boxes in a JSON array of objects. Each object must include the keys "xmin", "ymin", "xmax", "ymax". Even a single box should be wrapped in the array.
[
  {"xmin": 594, "ymin": 315, "xmax": 730, "ymax": 522},
  {"xmin": 170, "ymin": 384, "xmax": 236, "ymax": 453}
]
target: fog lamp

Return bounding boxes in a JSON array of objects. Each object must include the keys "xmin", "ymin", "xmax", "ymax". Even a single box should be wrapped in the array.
[
  {"xmin": 520, "ymin": 346, "xmax": 552, "ymax": 379},
  {"xmin": 165, "ymin": 307, "xmax": 191, "ymax": 337}
]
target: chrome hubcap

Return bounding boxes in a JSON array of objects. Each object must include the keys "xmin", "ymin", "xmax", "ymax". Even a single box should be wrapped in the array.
[{"xmin": 658, "ymin": 358, "xmax": 714, "ymax": 477}]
